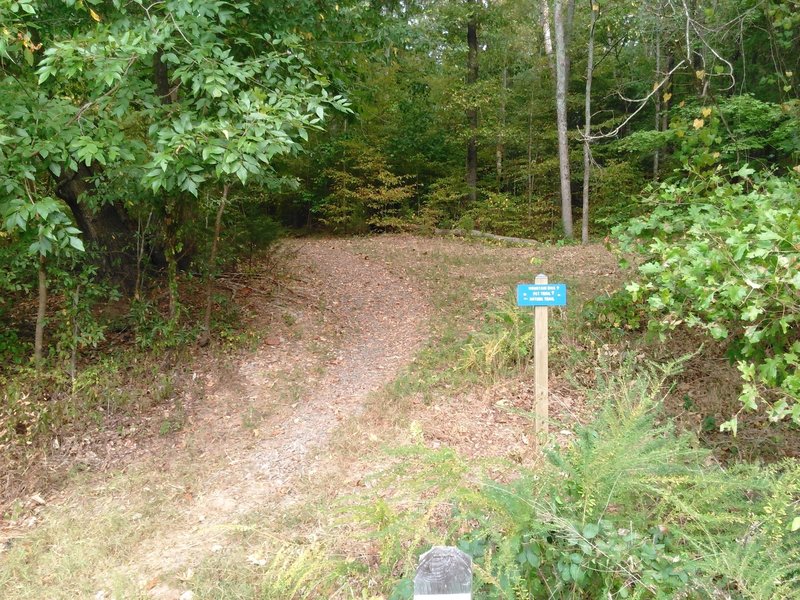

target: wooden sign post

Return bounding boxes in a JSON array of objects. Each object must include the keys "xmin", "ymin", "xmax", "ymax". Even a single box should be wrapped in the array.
[
  {"xmin": 414, "ymin": 546, "xmax": 472, "ymax": 600},
  {"xmin": 516, "ymin": 274, "xmax": 567, "ymax": 436}
]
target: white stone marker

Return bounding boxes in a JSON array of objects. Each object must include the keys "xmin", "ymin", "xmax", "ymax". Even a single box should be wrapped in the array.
[{"xmin": 413, "ymin": 546, "xmax": 472, "ymax": 600}]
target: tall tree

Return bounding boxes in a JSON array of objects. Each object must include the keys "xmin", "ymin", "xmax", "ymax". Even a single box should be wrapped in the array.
[
  {"xmin": 466, "ymin": 0, "xmax": 479, "ymax": 204},
  {"xmin": 553, "ymin": 0, "xmax": 574, "ymax": 237},
  {"xmin": 581, "ymin": 0, "xmax": 598, "ymax": 244},
  {"xmin": 496, "ymin": 59, "xmax": 507, "ymax": 188}
]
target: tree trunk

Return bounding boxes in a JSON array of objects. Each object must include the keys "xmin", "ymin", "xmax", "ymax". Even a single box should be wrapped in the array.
[
  {"xmin": 199, "ymin": 184, "xmax": 229, "ymax": 347},
  {"xmin": 553, "ymin": 0, "xmax": 574, "ymax": 238},
  {"xmin": 70, "ymin": 286, "xmax": 79, "ymax": 382},
  {"xmin": 153, "ymin": 49, "xmax": 177, "ymax": 103},
  {"xmin": 34, "ymin": 255, "xmax": 47, "ymax": 368},
  {"xmin": 662, "ymin": 53, "xmax": 673, "ymax": 143},
  {"xmin": 57, "ymin": 165, "xmax": 138, "ymax": 293},
  {"xmin": 156, "ymin": 47, "xmax": 179, "ymax": 322},
  {"xmin": 134, "ymin": 210, "xmax": 153, "ymax": 301},
  {"xmin": 653, "ymin": 15, "xmax": 662, "ymax": 180},
  {"xmin": 540, "ymin": 0, "xmax": 554, "ymax": 67},
  {"xmin": 496, "ymin": 62, "xmax": 507, "ymax": 190},
  {"xmin": 466, "ymin": 0, "xmax": 479, "ymax": 204},
  {"xmin": 582, "ymin": 0, "xmax": 598, "ymax": 245},
  {"xmin": 564, "ymin": 0, "xmax": 577, "ymax": 82},
  {"xmin": 527, "ymin": 85, "xmax": 535, "ymax": 212},
  {"xmin": 164, "ymin": 203, "xmax": 179, "ymax": 323}
]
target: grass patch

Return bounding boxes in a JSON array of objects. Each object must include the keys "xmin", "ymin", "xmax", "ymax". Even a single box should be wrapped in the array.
[
  {"xmin": 0, "ymin": 468, "xmax": 190, "ymax": 599},
  {"xmin": 341, "ymin": 365, "xmax": 800, "ymax": 599}
]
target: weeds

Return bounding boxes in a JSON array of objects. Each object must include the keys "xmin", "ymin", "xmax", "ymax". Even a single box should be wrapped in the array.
[
  {"xmin": 351, "ymin": 366, "xmax": 800, "ymax": 598},
  {"xmin": 189, "ymin": 542, "xmax": 361, "ymax": 599},
  {"xmin": 460, "ymin": 299, "xmax": 533, "ymax": 378}
]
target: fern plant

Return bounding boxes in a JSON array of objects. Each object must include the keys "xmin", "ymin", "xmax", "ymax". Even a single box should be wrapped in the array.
[
  {"xmin": 460, "ymin": 299, "xmax": 534, "ymax": 378},
  {"xmin": 357, "ymin": 366, "xmax": 800, "ymax": 599}
]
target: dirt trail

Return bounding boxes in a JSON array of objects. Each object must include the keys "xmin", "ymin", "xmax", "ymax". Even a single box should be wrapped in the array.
[{"xmin": 124, "ymin": 238, "xmax": 430, "ymax": 591}]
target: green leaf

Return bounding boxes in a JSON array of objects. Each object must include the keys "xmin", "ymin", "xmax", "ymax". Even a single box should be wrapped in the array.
[
  {"xmin": 583, "ymin": 523, "xmax": 599, "ymax": 539},
  {"xmin": 741, "ymin": 304, "xmax": 762, "ymax": 321},
  {"xmin": 719, "ymin": 417, "xmax": 738, "ymax": 436},
  {"xmin": 709, "ymin": 324, "xmax": 728, "ymax": 339}
]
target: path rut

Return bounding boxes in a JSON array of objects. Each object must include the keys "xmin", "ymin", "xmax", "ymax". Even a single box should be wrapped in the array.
[{"xmin": 124, "ymin": 238, "xmax": 429, "ymax": 590}]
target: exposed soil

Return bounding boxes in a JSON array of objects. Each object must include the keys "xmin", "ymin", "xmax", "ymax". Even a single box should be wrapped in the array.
[
  {"xmin": 2, "ymin": 234, "xmax": 627, "ymax": 598},
  {"xmin": 123, "ymin": 237, "xmax": 429, "ymax": 587}
]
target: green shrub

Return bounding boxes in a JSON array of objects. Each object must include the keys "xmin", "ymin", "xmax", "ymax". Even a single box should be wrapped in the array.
[
  {"xmin": 419, "ymin": 174, "xmax": 470, "ymax": 229},
  {"xmin": 363, "ymin": 368, "xmax": 800, "ymax": 599},
  {"xmin": 615, "ymin": 96, "xmax": 800, "ymax": 174},
  {"xmin": 460, "ymin": 300, "xmax": 533, "ymax": 377},
  {"xmin": 316, "ymin": 140, "xmax": 415, "ymax": 233},
  {"xmin": 466, "ymin": 192, "xmax": 551, "ymax": 240},
  {"xmin": 614, "ymin": 169, "xmax": 800, "ymax": 429},
  {"xmin": 582, "ymin": 288, "xmax": 646, "ymax": 334}
]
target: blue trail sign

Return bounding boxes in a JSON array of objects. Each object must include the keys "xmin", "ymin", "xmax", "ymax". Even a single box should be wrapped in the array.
[{"xmin": 516, "ymin": 283, "xmax": 567, "ymax": 307}]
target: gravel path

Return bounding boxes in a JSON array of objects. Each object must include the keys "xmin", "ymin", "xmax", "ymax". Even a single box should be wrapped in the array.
[{"xmin": 129, "ymin": 238, "xmax": 430, "ymax": 593}]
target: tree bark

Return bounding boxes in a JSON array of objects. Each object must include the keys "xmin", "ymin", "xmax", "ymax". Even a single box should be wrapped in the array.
[
  {"xmin": 34, "ymin": 255, "xmax": 47, "ymax": 368},
  {"xmin": 156, "ymin": 48, "xmax": 180, "ymax": 322},
  {"xmin": 553, "ymin": 0, "xmax": 574, "ymax": 238},
  {"xmin": 153, "ymin": 49, "xmax": 177, "ymax": 103},
  {"xmin": 662, "ymin": 53, "xmax": 673, "ymax": 144},
  {"xmin": 582, "ymin": 0, "xmax": 598, "ymax": 245},
  {"xmin": 199, "ymin": 184, "xmax": 229, "ymax": 347},
  {"xmin": 653, "ymin": 14, "xmax": 662, "ymax": 180},
  {"xmin": 496, "ymin": 62, "xmax": 507, "ymax": 189},
  {"xmin": 56, "ymin": 166, "xmax": 138, "ymax": 293},
  {"xmin": 540, "ymin": 0, "xmax": 554, "ymax": 66},
  {"xmin": 164, "ymin": 203, "xmax": 179, "ymax": 323},
  {"xmin": 564, "ymin": 0, "xmax": 577, "ymax": 82},
  {"xmin": 70, "ymin": 286, "xmax": 79, "ymax": 382},
  {"xmin": 466, "ymin": 0, "xmax": 479, "ymax": 204}
]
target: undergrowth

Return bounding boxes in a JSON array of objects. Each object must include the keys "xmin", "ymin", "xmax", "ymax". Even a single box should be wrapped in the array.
[
  {"xmin": 351, "ymin": 365, "xmax": 800, "ymax": 599},
  {"xmin": 460, "ymin": 298, "xmax": 534, "ymax": 378}
]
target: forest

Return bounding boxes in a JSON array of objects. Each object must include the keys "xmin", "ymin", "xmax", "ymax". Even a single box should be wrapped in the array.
[{"xmin": 1, "ymin": 0, "xmax": 799, "ymax": 598}]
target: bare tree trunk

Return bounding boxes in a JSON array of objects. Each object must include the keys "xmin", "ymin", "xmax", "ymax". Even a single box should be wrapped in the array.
[
  {"xmin": 653, "ymin": 11, "xmax": 662, "ymax": 180},
  {"xmin": 582, "ymin": 0, "xmax": 598, "ymax": 245},
  {"xmin": 662, "ymin": 53, "xmax": 673, "ymax": 141},
  {"xmin": 34, "ymin": 255, "xmax": 46, "ymax": 368},
  {"xmin": 496, "ymin": 61, "xmax": 507, "ymax": 189},
  {"xmin": 527, "ymin": 85, "xmax": 535, "ymax": 212},
  {"xmin": 70, "ymin": 286, "xmax": 79, "ymax": 382},
  {"xmin": 466, "ymin": 1, "xmax": 479, "ymax": 204},
  {"xmin": 541, "ymin": 0, "xmax": 554, "ymax": 62},
  {"xmin": 156, "ymin": 48, "xmax": 180, "ymax": 323},
  {"xmin": 199, "ymin": 184, "xmax": 230, "ymax": 347},
  {"xmin": 164, "ymin": 203, "xmax": 179, "ymax": 323},
  {"xmin": 134, "ymin": 210, "xmax": 153, "ymax": 301},
  {"xmin": 553, "ymin": 0, "xmax": 574, "ymax": 238},
  {"xmin": 564, "ymin": 0, "xmax": 577, "ymax": 82}
]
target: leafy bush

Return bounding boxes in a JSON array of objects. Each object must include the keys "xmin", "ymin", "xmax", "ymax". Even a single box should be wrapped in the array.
[
  {"xmin": 316, "ymin": 141, "xmax": 415, "ymax": 233},
  {"xmin": 362, "ymin": 369, "xmax": 800, "ymax": 599},
  {"xmin": 616, "ymin": 96, "xmax": 800, "ymax": 173},
  {"xmin": 128, "ymin": 299, "xmax": 200, "ymax": 350},
  {"xmin": 417, "ymin": 174, "xmax": 470, "ymax": 230},
  {"xmin": 466, "ymin": 192, "xmax": 551, "ymax": 240},
  {"xmin": 588, "ymin": 160, "xmax": 647, "ymax": 231},
  {"xmin": 460, "ymin": 299, "xmax": 533, "ymax": 377},
  {"xmin": 582, "ymin": 288, "xmax": 646, "ymax": 334},
  {"xmin": 614, "ymin": 169, "xmax": 800, "ymax": 429}
]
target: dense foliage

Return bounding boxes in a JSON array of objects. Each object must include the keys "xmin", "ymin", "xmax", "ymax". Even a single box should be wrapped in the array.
[
  {"xmin": 618, "ymin": 170, "xmax": 800, "ymax": 429},
  {"xmin": 1, "ymin": 1, "xmax": 799, "ymax": 597},
  {"xmin": 0, "ymin": 0, "xmax": 797, "ymax": 465},
  {"xmin": 365, "ymin": 370, "xmax": 800, "ymax": 598}
]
